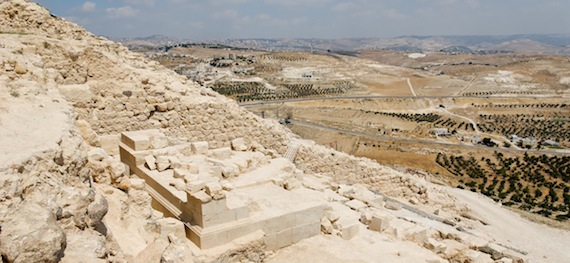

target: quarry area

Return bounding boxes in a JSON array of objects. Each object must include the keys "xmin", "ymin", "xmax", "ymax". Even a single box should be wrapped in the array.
[{"xmin": 0, "ymin": 1, "xmax": 569, "ymax": 263}]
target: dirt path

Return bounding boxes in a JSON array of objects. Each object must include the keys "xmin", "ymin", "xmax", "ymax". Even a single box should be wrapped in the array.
[
  {"xmin": 406, "ymin": 78, "xmax": 417, "ymax": 97},
  {"xmin": 439, "ymin": 108, "xmax": 480, "ymax": 133}
]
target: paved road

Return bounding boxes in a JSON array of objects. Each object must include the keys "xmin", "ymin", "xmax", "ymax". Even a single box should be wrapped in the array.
[
  {"xmin": 240, "ymin": 94, "xmax": 566, "ymax": 107},
  {"xmin": 288, "ymin": 119, "xmax": 570, "ymax": 156}
]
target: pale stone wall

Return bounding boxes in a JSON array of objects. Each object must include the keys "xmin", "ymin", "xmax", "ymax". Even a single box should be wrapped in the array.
[{"xmin": 295, "ymin": 143, "xmax": 431, "ymax": 203}]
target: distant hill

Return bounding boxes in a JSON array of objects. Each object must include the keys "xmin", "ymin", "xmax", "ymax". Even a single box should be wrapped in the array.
[{"xmin": 117, "ymin": 34, "xmax": 570, "ymax": 56}]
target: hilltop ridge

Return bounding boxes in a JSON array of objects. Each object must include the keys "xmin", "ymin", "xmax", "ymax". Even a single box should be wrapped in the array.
[{"xmin": 0, "ymin": 1, "xmax": 569, "ymax": 262}]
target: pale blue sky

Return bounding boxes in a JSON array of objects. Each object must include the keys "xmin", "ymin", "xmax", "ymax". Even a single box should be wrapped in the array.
[{"xmin": 34, "ymin": 0, "xmax": 570, "ymax": 40}]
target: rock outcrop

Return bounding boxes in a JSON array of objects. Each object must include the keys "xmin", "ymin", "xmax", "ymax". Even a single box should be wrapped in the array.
[{"xmin": 0, "ymin": 1, "xmax": 568, "ymax": 262}]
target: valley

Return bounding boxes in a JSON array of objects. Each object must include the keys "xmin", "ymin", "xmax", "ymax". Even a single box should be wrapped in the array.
[{"xmin": 131, "ymin": 44, "xmax": 570, "ymax": 223}]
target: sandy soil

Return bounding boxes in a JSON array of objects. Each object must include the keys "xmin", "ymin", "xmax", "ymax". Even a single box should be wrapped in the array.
[{"xmin": 448, "ymin": 187, "xmax": 570, "ymax": 262}]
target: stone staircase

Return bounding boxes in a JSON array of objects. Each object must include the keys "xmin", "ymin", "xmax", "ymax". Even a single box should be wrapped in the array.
[{"xmin": 284, "ymin": 142, "xmax": 300, "ymax": 162}]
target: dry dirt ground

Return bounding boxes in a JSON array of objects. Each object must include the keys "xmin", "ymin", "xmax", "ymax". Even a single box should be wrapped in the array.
[{"xmin": 146, "ymin": 46, "xmax": 570, "ymax": 223}]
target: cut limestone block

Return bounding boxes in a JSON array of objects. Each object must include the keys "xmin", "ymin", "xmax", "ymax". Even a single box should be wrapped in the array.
[
  {"xmin": 145, "ymin": 155, "xmax": 157, "ymax": 170},
  {"xmin": 173, "ymin": 168, "xmax": 190, "ymax": 179},
  {"xmin": 385, "ymin": 200, "xmax": 402, "ymax": 211},
  {"xmin": 292, "ymin": 221, "xmax": 320, "ymax": 243},
  {"xmin": 405, "ymin": 225, "xmax": 428, "ymax": 243},
  {"xmin": 335, "ymin": 220, "xmax": 359, "ymax": 240},
  {"xmin": 221, "ymin": 164, "xmax": 238, "ymax": 178},
  {"xmin": 321, "ymin": 218, "xmax": 333, "ymax": 234},
  {"xmin": 480, "ymin": 243, "xmax": 506, "ymax": 260},
  {"xmin": 231, "ymin": 138, "xmax": 248, "ymax": 151},
  {"xmin": 440, "ymin": 239, "xmax": 468, "ymax": 258},
  {"xmin": 121, "ymin": 132, "xmax": 150, "ymax": 151},
  {"xmin": 464, "ymin": 249, "xmax": 493, "ymax": 263},
  {"xmin": 155, "ymin": 156, "xmax": 170, "ymax": 172},
  {"xmin": 425, "ymin": 238, "xmax": 447, "ymax": 254},
  {"xmin": 157, "ymin": 217, "xmax": 186, "ymax": 241},
  {"xmin": 182, "ymin": 163, "xmax": 199, "ymax": 174},
  {"xmin": 337, "ymin": 185, "xmax": 355, "ymax": 197},
  {"xmin": 325, "ymin": 210, "xmax": 340, "ymax": 223},
  {"xmin": 384, "ymin": 218, "xmax": 416, "ymax": 239},
  {"xmin": 191, "ymin": 141, "xmax": 209, "ymax": 154},
  {"xmin": 502, "ymin": 249, "xmax": 527, "ymax": 263},
  {"xmin": 150, "ymin": 134, "xmax": 169, "ymax": 149},
  {"xmin": 210, "ymin": 147, "xmax": 232, "ymax": 159},
  {"xmin": 272, "ymin": 178, "xmax": 284, "ymax": 187},
  {"xmin": 209, "ymin": 164, "xmax": 222, "ymax": 178},
  {"xmin": 170, "ymin": 178, "xmax": 186, "ymax": 191},
  {"xmin": 183, "ymin": 175, "xmax": 197, "ymax": 184},
  {"xmin": 220, "ymin": 181, "xmax": 234, "ymax": 191},
  {"xmin": 191, "ymin": 190, "xmax": 212, "ymax": 203},
  {"xmin": 345, "ymin": 199, "xmax": 367, "ymax": 211},
  {"xmin": 187, "ymin": 180, "xmax": 205, "ymax": 194},
  {"xmin": 284, "ymin": 178, "xmax": 301, "ymax": 190},
  {"xmin": 323, "ymin": 189, "xmax": 349, "ymax": 203},
  {"xmin": 205, "ymin": 182, "xmax": 225, "ymax": 200},
  {"xmin": 156, "ymin": 162, "xmax": 170, "ymax": 172},
  {"xmin": 168, "ymin": 156, "xmax": 182, "ymax": 169},
  {"xmin": 360, "ymin": 210, "xmax": 373, "ymax": 225},
  {"xmin": 369, "ymin": 211, "xmax": 395, "ymax": 232},
  {"xmin": 460, "ymin": 233, "xmax": 489, "ymax": 248}
]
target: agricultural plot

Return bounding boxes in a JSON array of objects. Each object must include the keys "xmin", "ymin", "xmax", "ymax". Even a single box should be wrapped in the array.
[{"xmin": 436, "ymin": 152, "xmax": 570, "ymax": 221}]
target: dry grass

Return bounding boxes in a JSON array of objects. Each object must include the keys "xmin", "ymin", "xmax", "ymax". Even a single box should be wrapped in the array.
[
  {"xmin": 355, "ymin": 148, "xmax": 453, "ymax": 177},
  {"xmin": 506, "ymin": 206, "xmax": 570, "ymax": 231}
]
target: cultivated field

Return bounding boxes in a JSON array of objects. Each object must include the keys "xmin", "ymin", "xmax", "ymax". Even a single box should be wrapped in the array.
[{"xmin": 137, "ymin": 45, "xmax": 570, "ymax": 222}]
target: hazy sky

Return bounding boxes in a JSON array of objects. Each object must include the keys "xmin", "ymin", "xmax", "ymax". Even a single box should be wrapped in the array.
[{"xmin": 34, "ymin": 0, "xmax": 569, "ymax": 40}]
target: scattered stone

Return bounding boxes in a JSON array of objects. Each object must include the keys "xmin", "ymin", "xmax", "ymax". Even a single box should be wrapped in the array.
[
  {"xmin": 86, "ymin": 192, "xmax": 108, "ymax": 229},
  {"xmin": 0, "ymin": 203, "xmax": 66, "ymax": 263},
  {"xmin": 169, "ymin": 156, "xmax": 182, "ymax": 169},
  {"xmin": 156, "ymin": 156, "xmax": 171, "ymax": 171},
  {"xmin": 145, "ymin": 155, "xmax": 157, "ymax": 170},
  {"xmin": 157, "ymin": 217, "xmax": 186, "ymax": 241},
  {"xmin": 170, "ymin": 178, "xmax": 186, "ymax": 191},
  {"xmin": 337, "ymin": 185, "xmax": 355, "ymax": 197},
  {"xmin": 369, "ymin": 211, "xmax": 395, "ymax": 232},
  {"xmin": 220, "ymin": 181, "xmax": 234, "ymax": 191},
  {"xmin": 87, "ymin": 148, "xmax": 108, "ymax": 163},
  {"xmin": 231, "ymin": 138, "xmax": 248, "ymax": 151},
  {"xmin": 156, "ymin": 103, "xmax": 168, "ymax": 112},
  {"xmin": 480, "ymin": 243, "xmax": 507, "ymax": 260},
  {"xmin": 425, "ymin": 238, "xmax": 447, "ymax": 254},
  {"xmin": 131, "ymin": 178, "xmax": 146, "ymax": 190},
  {"xmin": 192, "ymin": 190, "xmax": 212, "ymax": 203},
  {"xmin": 187, "ymin": 180, "xmax": 205, "ymax": 193},
  {"xmin": 173, "ymin": 168, "xmax": 190, "ymax": 179},
  {"xmin": 409, "ymin": 197, "xmax": 419, "ymax": 205},
  {"xmin": 325, "ymin": 210, "xmax": 340, "ymax": 223},
  {"xmin": 205, "ymin": 181, "xmax": 225, "ymax": 200},
  {"xmin": 465, "ymin": 249, "xmax": 493, "ymax": 263},
  {"xmin": 321, "ymin": 218, "xmax": 333, "ymax": 234},
  {"xmin": 385, "ymin": 200, "xmax": 402, "ymax": 211},
  {"xmin": 345, "ymin": 199, "xmax": 367, "ymax": 211},
  {"xmin": 210, "ymin": 147, "xmax": 232, "ymax": 159},
  {"xmin": 191, "ymin": 141, "xmax": 209, "ymax": 154},
  {"xmin": 14, "ymin": 62, "xmax": 27, "ymax": 74},
  {"xmin": 284, "ymin": 178, "xmax": 301, "ymax": 190}
]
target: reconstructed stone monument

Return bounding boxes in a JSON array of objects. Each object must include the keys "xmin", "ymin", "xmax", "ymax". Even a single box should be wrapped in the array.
[{"xmin": 120, "ymin": 129, "xmax": 324, "ymax": 249}]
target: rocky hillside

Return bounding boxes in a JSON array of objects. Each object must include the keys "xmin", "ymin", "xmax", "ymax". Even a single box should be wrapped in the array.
[{"xmin": 0, "ymin": 1, "xmax": 568, "ymax": 262}]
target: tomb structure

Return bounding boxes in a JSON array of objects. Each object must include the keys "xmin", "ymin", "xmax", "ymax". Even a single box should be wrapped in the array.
[{"xmin": 119, "ymin": 129, "xmax": 324, "ymax": 249}]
